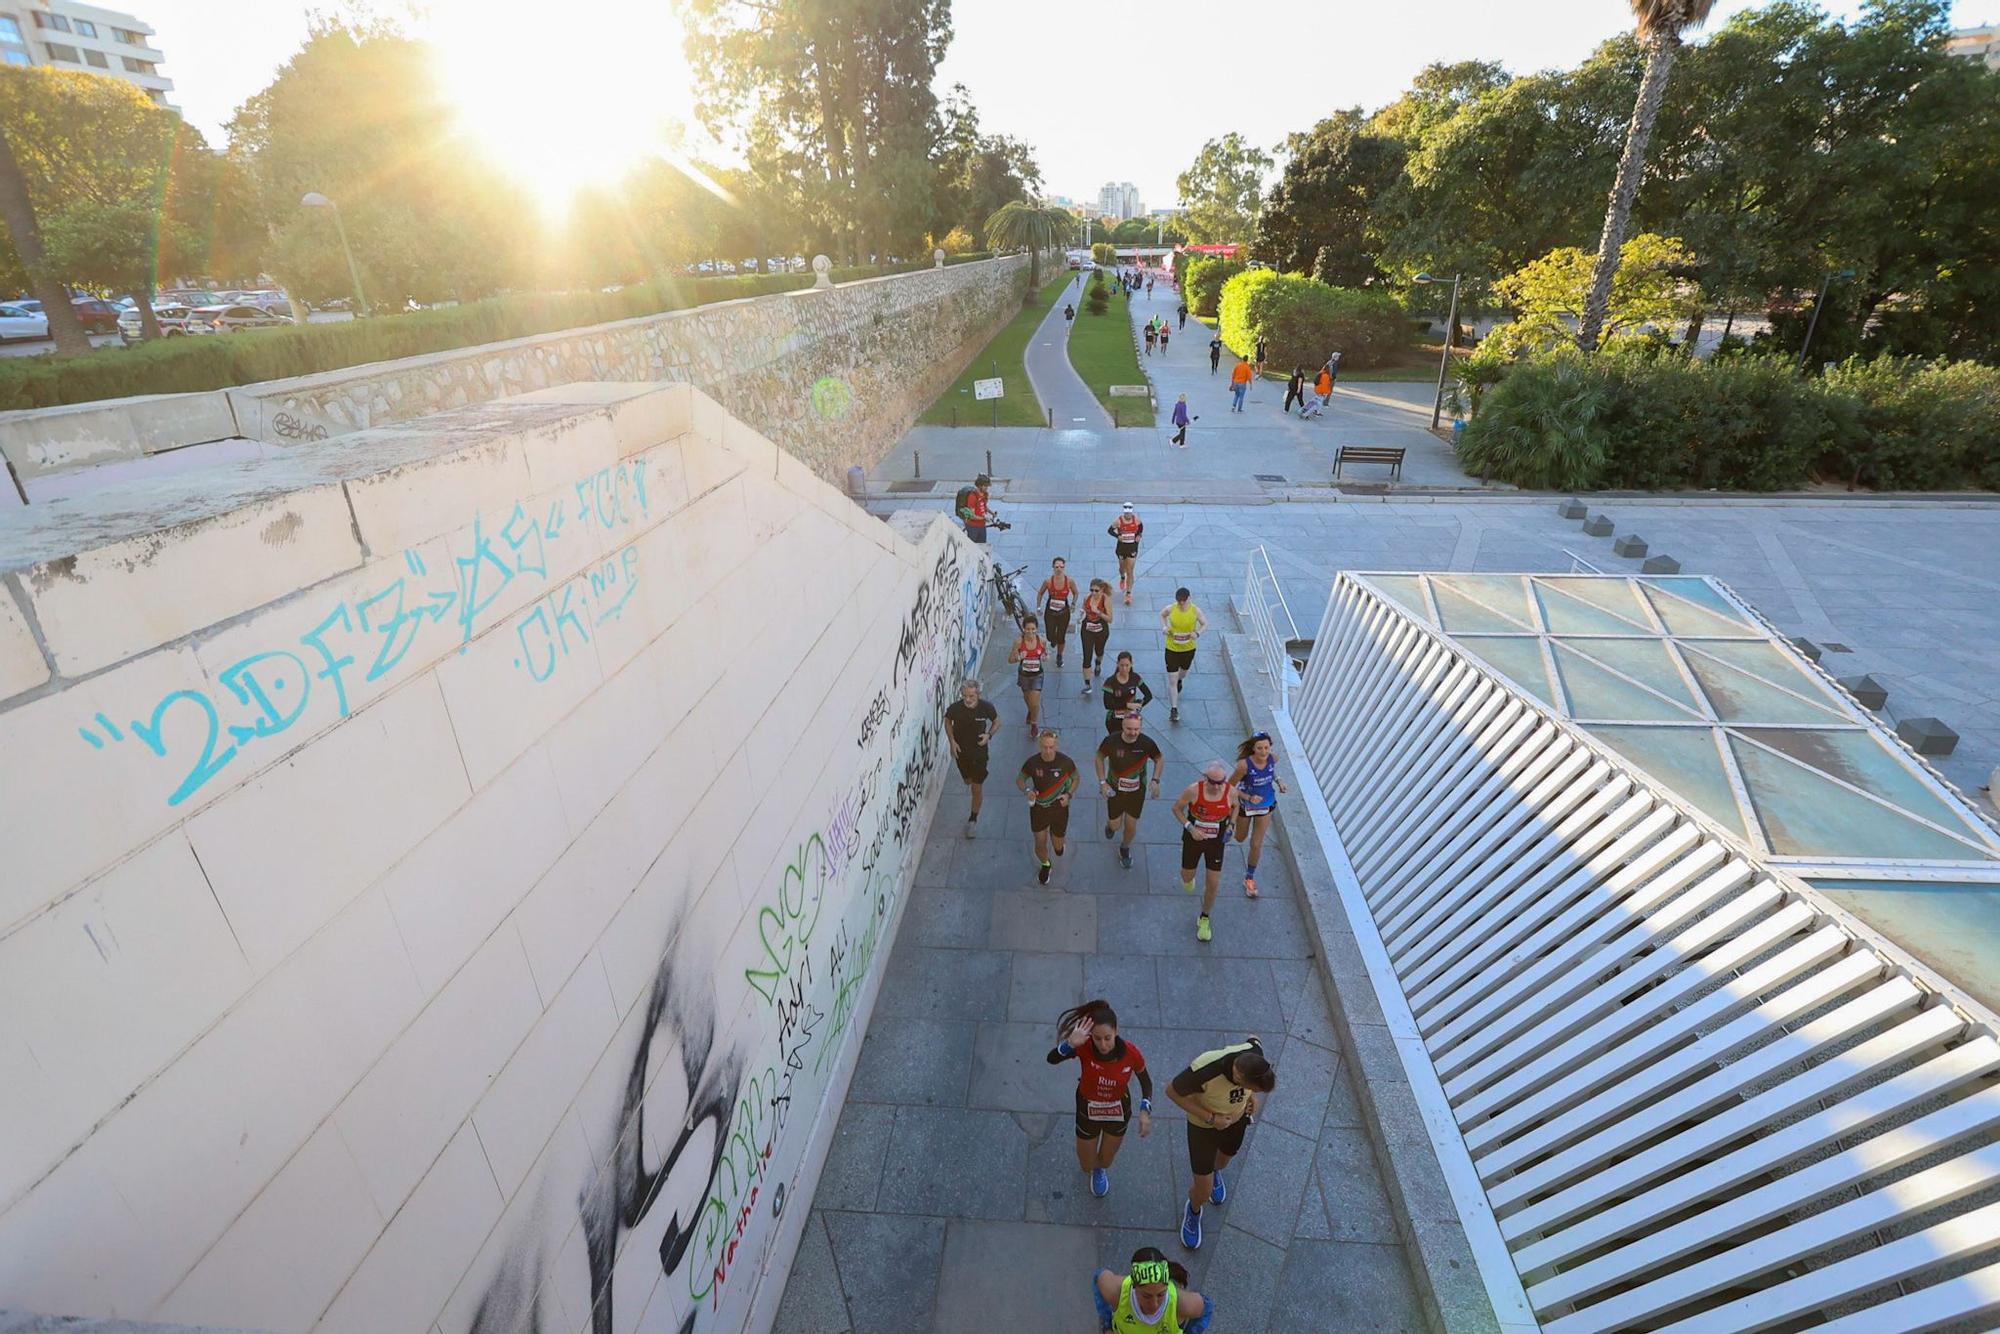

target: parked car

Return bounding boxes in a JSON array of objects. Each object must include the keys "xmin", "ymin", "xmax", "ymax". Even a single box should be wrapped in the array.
[
  {"xmin": 70, "ymin": 298, "xmax": 123, "ymax": 335},
  {"xmin": 0, "ymin": 303, "xmax": 49, "ymax": 342},
  {"xmin": 188, "ymin": 303, "xmax": 294, "ymax": 333},
  {"xmin": 117, "ymin": 304, "xmax": 194, "ymax": 342}
]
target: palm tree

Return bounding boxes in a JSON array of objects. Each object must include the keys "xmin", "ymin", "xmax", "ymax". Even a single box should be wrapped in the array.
[
  {"xmin": 983, "ymin": 200, "xmax": 1080, "ymax": 294},
  {"xmin": 1576, "ymin": 0, "xmax": 1715, "ymax": 352}
]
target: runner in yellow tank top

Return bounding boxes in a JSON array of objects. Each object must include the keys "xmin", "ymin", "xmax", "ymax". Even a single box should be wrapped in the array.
[
  {"xmin": 1092, "ymin": 1247, "xmax": 1212, "ymax": 1332},
  {"xmin": 1158, "ymin": 587, "xmax": 1208, "ymax": 724}
]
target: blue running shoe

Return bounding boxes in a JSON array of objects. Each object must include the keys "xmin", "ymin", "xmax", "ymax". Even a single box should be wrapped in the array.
[
  {"xmin": 1210, "ymin": 1169, "xmax": 1227, "ymax": 1204},
  {"xmin": 1181, "ymin": 1201, "xmax": 1202, "ymax": 1249},
  {"xmin": 1091, "ymin": 1168, "xmax": 1109, "ymax": 1198}
]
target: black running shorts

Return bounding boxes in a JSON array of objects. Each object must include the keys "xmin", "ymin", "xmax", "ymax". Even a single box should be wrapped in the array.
[
  {"xmin": 955, "ymin": 749, "xmax": 989, "ymax": 784},
  {"xmin": 1107, "ymin": 789, "xmax": 1145, "ymax": 822},
  {"xmin": 1185, "ymin": 1116, "xmax": 1248, "ymax": 1174},
  {"xmin": 1075, "ymin": 1090, "xmax": 1132, "ymax": 1139},
  {"xmin": 1181, "ymin": 831, "xmax": 1226, "ymax": 872},
  {"xmin": 1165, "ymin": 647, "xmax": 1196, "ymax": 673},
  {"xmin": 1030, "ymin": 803, "xmax": 1071, "ymax": 836}
]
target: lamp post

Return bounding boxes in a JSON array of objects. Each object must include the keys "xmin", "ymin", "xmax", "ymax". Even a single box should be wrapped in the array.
[
  {"xmin": 300, "ymin": 191, "xmax": 368, "ymax": 318},
  {"xmin": 1414, "ymin": 272, "xmax": 1463, "ymax": 430},
  {"xmin": 1797, "ymin": 267, "xmax": 1857, "ymax": 372}
]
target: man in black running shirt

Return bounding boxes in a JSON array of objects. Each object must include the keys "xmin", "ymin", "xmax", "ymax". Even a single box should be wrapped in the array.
[
  {"xmin": 945, "ymin": 679, "xmax": 999, "ymax": 839},
  {"xmin": 1095, "ymin": 714, "xmax": 1163, "ymax": 869}
]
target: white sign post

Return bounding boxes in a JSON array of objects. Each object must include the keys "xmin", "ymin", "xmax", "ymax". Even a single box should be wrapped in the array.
[{"xmin": 973, "ymin": 378, "xmax": 1004, "ymax": 401}]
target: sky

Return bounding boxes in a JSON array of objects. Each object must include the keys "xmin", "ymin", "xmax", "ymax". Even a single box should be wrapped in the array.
[{"xmin": 147, "ymin": 0, "xmax": 1990, "ymax": 208}]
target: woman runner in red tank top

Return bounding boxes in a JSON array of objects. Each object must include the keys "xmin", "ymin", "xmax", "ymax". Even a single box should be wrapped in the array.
[{"xmin": 1009, "ymin": 615, "xmax": 1049, "ymax": 734}]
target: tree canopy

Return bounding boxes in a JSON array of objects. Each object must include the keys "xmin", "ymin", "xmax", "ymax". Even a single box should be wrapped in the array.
[{"xmin": 1175, "ymin": 133, "xmax": 1272, "ymax": 244}]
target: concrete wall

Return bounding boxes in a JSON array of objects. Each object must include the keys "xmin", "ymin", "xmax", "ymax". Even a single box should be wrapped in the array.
[
  {"xmin": 0, "ymin": 256, "xmax": 1030, "ymax": 499},
  {"xmin": 0, "ymin": 382, "xmax": 993, "ymax": 1333}
]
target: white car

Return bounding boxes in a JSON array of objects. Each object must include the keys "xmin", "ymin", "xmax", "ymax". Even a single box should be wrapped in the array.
[
  {"xmin": 117, "ymin": 304, "xmax": 194, "ymax": 342},
  {"xmin": 188, "ymin": 304, "xmax": 294, "ymax": 334},
  {"xmin": 0, "ymin": 302, "xmax": 48, "ymax": 342}
]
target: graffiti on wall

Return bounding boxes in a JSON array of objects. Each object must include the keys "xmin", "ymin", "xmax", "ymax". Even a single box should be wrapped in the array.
[
  {"xmin": 468, "ymin": 531, "xmax": 987, "ymax": 1333},
  {"xmin": 75, "ymin": 460, "xmax": 656, "ymax": 808}
]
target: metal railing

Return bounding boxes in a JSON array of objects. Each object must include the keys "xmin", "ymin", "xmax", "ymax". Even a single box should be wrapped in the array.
[
  {"xmin": 1562, "ymin": 549, "xmax": 1604, "ymax": 574},
  {"xmin": 1242, "ymin": 546, "xmax": 1302, "ymax": 709}
]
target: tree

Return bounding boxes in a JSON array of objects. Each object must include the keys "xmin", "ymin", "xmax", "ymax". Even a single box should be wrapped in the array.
[
  {"xmin": 982, "ymin": 200, "xmax": 1077, "ymax": 291},
  {"xmin": 933, "ymin": 85, "xmax": 1040, "ymax": 238},
  {"xmin": 1175, "ymin": 133, "xmax": 1272, "ymax": 244},
  {"xmin": 1576, "ymin": 0, "xmax": 1717, "ymax": 351},
  {"xmin": 1490, "ymin": 233, "xmax": 1698, "ymax": 355},
  {"xmin": 1254, "ymin": 111, "xmax": 1404, "ymax": 284}
]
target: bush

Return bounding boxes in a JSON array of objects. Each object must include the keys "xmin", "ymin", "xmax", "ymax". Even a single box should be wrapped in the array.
[
  {"xmin": 1215, "ymin": 269, "xmax": 1409, "ymax": 371},
  {"xmin": 1181, "ymin": 257, "xmax": 1244, "ymax": 318},
  {"xmin": 1457, "ymin": 347, "xmax": 2000, "ymax": 492},
  {"xmin": 0, "ymin": 258, "xmax": 999, "ymax": 410},
  {"xmin": 1091, "ymin": 242, "xmax": 1117, "ymax": 266},
  {"xmin": 1085, "ymin": 277, "xmax": 1109, "ymax": 315}
]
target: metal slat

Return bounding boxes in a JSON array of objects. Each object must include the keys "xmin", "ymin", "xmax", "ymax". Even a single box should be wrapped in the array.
[
  {"xmin": 1809, "ymin": 1256, "xmax": 2000, "ymax": 1334},
  {"xmin": 1362, "ymin": 710, "xmax": 1542, "ymax": 911},
  {"xmin": 1345, "ymin": 662, "xmax": 1478, "ymax": 853},
  {"xmin": 1347, "ymin": 678, "xmax": 1512, "ymax": 873},
  {"xmin": 1327, "ymin": 633, "xmax": 1452, "ymax": 802},
  {"xmin": 1522, "ymin": 1041, "xmax": 2000, "ymax": 1291}
]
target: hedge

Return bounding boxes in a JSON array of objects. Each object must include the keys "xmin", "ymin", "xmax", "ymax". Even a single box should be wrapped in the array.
[
  {"xmin": 1180, "ymin": 257, "xmax": 1244, "ymax": 319},
  {"xmin": 1215, "ymin": 269, "xmax": 1409, "ymax": 372},
  {"xmin": 1456, "ymin": 345, "xmax": 2000, "ymax": 492},
  {"xmin": 0, "ymin": 253, "xmax": 999, "ymax": 411}
]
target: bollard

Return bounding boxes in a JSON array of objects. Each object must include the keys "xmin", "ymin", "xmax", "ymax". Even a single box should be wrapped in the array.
[
  {"xmin": 985, "ymin": 449, "xmax": 993, "ymax": 477},
  {"xmin": 1048, "ymin": 408, "xmax": 1053, "ymax": 429},
  {"xmin": 914, "ymin": 451, "xmax": 921, "ymax": 480}
]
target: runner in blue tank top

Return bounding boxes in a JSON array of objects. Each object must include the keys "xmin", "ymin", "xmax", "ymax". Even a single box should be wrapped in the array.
[{"xmin": 1227, "ymin": 732, "xmax": 1287, "ymax": 898}]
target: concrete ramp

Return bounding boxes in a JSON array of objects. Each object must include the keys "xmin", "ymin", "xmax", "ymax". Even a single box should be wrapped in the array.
[{"xmin": 0, "ymin": 383, "xmax": 993, "ymax": 1332}]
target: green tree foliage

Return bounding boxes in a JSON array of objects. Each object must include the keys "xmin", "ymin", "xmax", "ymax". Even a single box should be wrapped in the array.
[
  {"xmin": 1488, "ymin": 233, "xmax": 1697, "ymax": 355},
  {"xmin": 982, "ymin": 200, "xmax": 1078, "ymax": 292},
  {"xmin": 1255, "ymin": 111, "xmax": 1403, "ymax": 285},
  {"xmin": 1216, "ymin": 269, "xmax": 1410, "ymax": 371},
  {"xmin": 1090, "ymin": 242, "xmax": 1117, "ymax": 266},
  {"xmin": 933, "ymin": 85, "xmax": 1041, "ymax": 238},
  {"xmin": 1175, "ymin": 133, "xmax": 1272, "ymax": 244},
  {"xmin": 1180, "ymin": 257, "xmax": 1244, "ymax": 319}
]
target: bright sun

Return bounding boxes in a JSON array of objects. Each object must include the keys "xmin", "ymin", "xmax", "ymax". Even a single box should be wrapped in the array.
[{"xmin": 428, "ymin": 0, "xmax": 699, "ymax": 212}]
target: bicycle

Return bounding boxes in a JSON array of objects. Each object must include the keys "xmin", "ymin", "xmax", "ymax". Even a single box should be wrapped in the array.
[{"xmin": 990, "ymin": 561, "xmax": 1033, "ymax": 628}]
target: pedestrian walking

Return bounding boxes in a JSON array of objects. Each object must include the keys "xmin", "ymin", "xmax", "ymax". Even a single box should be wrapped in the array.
[
  {"xmin": 1314, "ymin": 362, "xmax": 1333, "ymax": 409},
  {"xmin": 1064, "ymin": 303, "xmax": 1075, "ymax": 323},
  {"xmin": 945, "ymin": 679, "xmax": 999, "ymax": 838},
  {"xmin": 1049, "ymin": 999, "xmax": 1152, "ymax": 1197},
  {"xmin": 1283, "ymin": 366, "xmax": 1306, "ymax": 414},
  {"xmin": 1017, "ymin": 728, "xmax": 1078, "ymax": 885},
  {"xmin": 1170, "ymin": 394, "xmax": 1193, "ymax": 448},
  {"xmin": 1176, "ymin": 302, "xmax": 1188, "ymax": 331},
  {"xmin": 1327, "ymin": 349, "xmax": 1342, "ymax": 388},
  {"xmin": 1146, "ymin": 278, "xmax": 1155, "ymax": 298},
  {"xmin": 1253, "ymin": 335, "xmax": 1269, "ymax": 380},
  {"xmin": 1167, "ymin": 1038, "xmax": 1277, "ymax": 1248},
  {"xmin": 1229, "ymin": 357, "xmax": 1252, "ymax": 411},
  {"xmin": 955, "ymin": 473, "xmax": 1001, "ymax": 544},
  {"xmin": 1093, "ymin": 1249, "xmax": 1212, "ymax": 1333},
  {"xmin": 1208, "ymin": 335, "xmax": 1222, "ymax": 375}
]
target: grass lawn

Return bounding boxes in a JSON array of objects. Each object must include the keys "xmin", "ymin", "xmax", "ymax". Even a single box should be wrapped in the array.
[
  {"xmin": 918, "ymin": 268, "xmax": 1073, "ymax": 427},
  {"xmin": 1067, "ymin": 281, "xmax": 1153, "ymax": 426}
]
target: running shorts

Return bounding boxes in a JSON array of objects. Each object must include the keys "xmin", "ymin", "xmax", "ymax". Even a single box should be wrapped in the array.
[
  {"xmin": 1165, "ymin": 647, "xmax": 1196, "ymax": 673},
  {"xmin": 1181, "ymin": 831, "xmax": 1226, "ymax": 872},
  {"xmin": 1017, "ymin": 666, "xmax": 1044, "ymax": 693},
  {"xmin": 1115, "ymin": 541, "xmax": 1139, "ymax": 560},
  {"xmin": 1185, "ymin": 1116, "xmax": 1248, "ymax": 1174},
  {"xmin": 1030, "ymin": 803, "xmax": 1071, "ymax": 836},
  {"xmin": 1075, "ymin": 1090, "xmax": 1132, "ymax": 1139},
  {"xmin": 955, "ymin": 749, "xmax": 989, "ymax": 784},
  {"xmin": 1107, "ymin": 789, "xmax": 1145, "ymax": 822}
]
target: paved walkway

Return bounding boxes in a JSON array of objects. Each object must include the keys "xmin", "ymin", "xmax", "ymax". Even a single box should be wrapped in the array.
[
  {"xmin": 1024, "ymin": 271, "xmax": 1113, "ymax": 430},
  {"xmin": 777, "ymin": 523, "xmax": 1428, "ymax": 1332}
]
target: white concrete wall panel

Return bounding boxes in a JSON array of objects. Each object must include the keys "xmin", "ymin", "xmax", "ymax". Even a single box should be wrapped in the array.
[{"xmin": 0, "ymin": 384, "xmax": 991, "ymax": 1334}]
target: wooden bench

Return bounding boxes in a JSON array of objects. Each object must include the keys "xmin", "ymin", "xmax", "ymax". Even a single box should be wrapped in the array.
[{"xmin": 1334, "ymin": 446, "xmax": 1406, "ymax": 481}]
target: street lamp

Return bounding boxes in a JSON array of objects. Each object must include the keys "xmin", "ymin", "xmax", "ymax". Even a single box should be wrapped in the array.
[
  {"xmin": 1414, "ymin": 272, "xmax": 1463, "ymax": 430},
  {"xmin": 1797, "ymin": 267, "xmax": 1857, "ymax": 372},
  {"xmin": 300, "ymin": 191, "xmax": 369, "ymax": 318}
]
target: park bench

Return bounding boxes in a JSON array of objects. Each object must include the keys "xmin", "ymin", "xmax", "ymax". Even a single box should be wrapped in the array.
[{"xmin": 1333, "ymin": 445, "xmax": 1406, "ymax": 482}]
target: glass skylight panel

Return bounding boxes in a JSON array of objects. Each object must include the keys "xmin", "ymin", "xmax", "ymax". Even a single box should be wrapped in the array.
[
  {"xmin": 1535, "ymin": 584, "xmax": 1656, "ymax": 637},
  {"xmin": 1734, "ymin": 728, "xmax": 1998, "ymax": 855},
  {"xmin": 1553, "ymin": 637, "xmax": 1703, "ymax": 712},
  {"xmin": 1680, "ymin": 648, "xmax": 1850, "ymax": 725},
  {"xmin": 1433, "ymin": 581, "xmax": 1533, "ymax": 634},
  {"xmin": 1455, "ymin": 635, "xmax": 1557, "ymax": 707},
  {"xmin": 1676, "ymin": 638, "xmax": 1837, "ymax": 702},
  {"xmin": 1536, "ymin": 576, "xmax": 1653, "ymax": 628},
  {"xmin": 1732, "ymin": 739, "xmax": 1990, "ymax": 860},
  {"xmin": 1642, "ymin": 583, "xmax": 1764, "ymax": 637},
  {"xmin": 1590, "ymin": 724, "xmax": 1748, "ymax": 839},
  {"xmin": 1639, "ymin": 576, "xmax": 1754, "ymax": 623},
  {"xmin": 1364, "ymin": 574, "xmax": 1435, "ymax": 625},
  {"xmin": 1434, "ymin": 574, "xmax": 1536, "ymax": 627},
  {"xmin": 1554, "ymin": 644, "xmax": 1701, "ymax": 722}
]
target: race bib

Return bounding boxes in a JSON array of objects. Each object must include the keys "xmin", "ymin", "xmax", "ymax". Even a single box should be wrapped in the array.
[
  {"xmin": 1191, "ymin": 819, "xmax": 1222, "ymax": 838},
  {"xmin": 1086, "ymin": 1099, "xmax": 1125, "ymax": 1120},
  {"xmin": 1021, "ymin": 659, "xmax": 1042, "ymax": 673},
  {"xmin": 1048, "ymin": 597, "xmax": 1068, "ymax": 611},
  {"xmin": 1117, "ymin": 776, "xmax": 1141, "ymax": 792}
]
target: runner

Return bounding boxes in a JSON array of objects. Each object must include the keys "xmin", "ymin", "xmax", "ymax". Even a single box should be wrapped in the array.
[
  {"xmin": 1229, "ymin": 731, "xmax": 1288, "ymax": 896},
  {"xmin": 1107, "ymin": 503, "xmax": 1144, "ymax": 605},
  {"xmin": 1037, "ymin": 556, "xmax": 1079, "ymax": 671},
  {"xmin": 1144, "ymin": 322, "xmax": 1156, "ymax": 356},
  {"xmin": 1167, "ymin": 1037, "xmax": 1277, "ymax": 1249},
  {"xmin": 1092, "ymin": 1249, "xmax": 1212, "ymax": 1334},
  {"xmin": 1008, "ymin": 615, "xmax": 1049, "ymax": 734},
  {"xmin": 1101, "ymin": 651, "xmax": 1154, "ymax": 736},
  {"xmin": 1172, "ymin": 760, "xmax": 1239, "ymax": 942},
  {"xmin": 1048, "ymin": 999, "xmax": 1153, "ymax": 1197},
  {"xmin": 1158, "ymin": 321, "xmax": 1170, "ymax": 354},
  {"xmin": 1159, "ymin": 588, "xmax": 1208, "ymax": 724},
  {"xmin": 1017, "ymin": 729, "xmax": 1078, "ymax": 885},
  {"xmin": 1095, "ymin": 714, "xmax": 1163, "ymax": 870},
  {"xmin": 944, "ymin": 679, "xmax": 999, "ymax": 839},
  {"xmin": 1078, "ymin": 578, "xmax": 1114, "ymax": 696}
]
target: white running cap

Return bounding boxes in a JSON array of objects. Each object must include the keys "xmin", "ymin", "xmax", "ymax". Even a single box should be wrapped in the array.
[{"xmin": 1121, "ymin": 502, "xmax": 1135, "ymax": 512}]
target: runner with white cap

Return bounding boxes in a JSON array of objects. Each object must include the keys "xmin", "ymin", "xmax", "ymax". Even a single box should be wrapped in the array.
[
  {"xmin": 1171, "ymin": 759, "xmax": 1240, "ymax": 943},
  {"xmin": 1107, "ymin": 503, "xmax": 1143, "ymax": 606}
]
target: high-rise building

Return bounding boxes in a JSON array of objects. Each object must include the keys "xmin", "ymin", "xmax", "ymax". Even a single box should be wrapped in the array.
[
  {"xmin": 1947, "ymin": 23, "xmax": 2000, "ymax": 70},
  {"xmin": 1095, "ymin": 181, "xmax": 1145, "ymax": 220},
  {"xmin": 0, "ymin": 1, "xmax": 174, "ymax": 107}
]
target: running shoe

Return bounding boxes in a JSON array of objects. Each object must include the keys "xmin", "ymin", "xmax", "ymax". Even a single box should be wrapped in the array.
[
  {"xmin": 1091, "ymin": 1168, "xmax": 1109, "ymax": 1198},
  {"xmin": 1170, "ymin": 707, "xmax": 1181, "ymax": 724},
  {"xmin": 965, "ymin": 818, "xmax": 976, "ymax": 840},
  {"xmin": 1119, "ymin": 846, "xmax": 1133, "ymax": 869},
  {"xmin": 1038, "ymin": 860, "xmax": 1051, "ymax": 885},
  {"xmin": 1124, "ymin": 593, "xmax": 1132, "ymax": 606},
  {"xmin": 1180, "ymin": 1201, "xmax": 1202, "ymax": 1249},
  {"xmin": 1244, "ymin": 874, "xmax": 1258, "ymax": 898},
  {"xmin": 1196, "ymin": 914, "xmax": 1212, "ymax": 943},
  {"xmin": 1081, "ymin": 681, "xmax": 1091, "ymax": 696},
  {"xmin": 1211, "ymin": 1169, "xmax": 1227, "ymax": 1204},
  {"xmin": 1104, "ymin": 822, "xmax": 1115, "ymax": 840},
  {"xmin": 1181, "ymin": 877, "xmax": 1196, "ymax": 894}
]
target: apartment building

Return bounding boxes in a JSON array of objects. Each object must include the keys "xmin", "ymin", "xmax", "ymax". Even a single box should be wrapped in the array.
[
  {"xmin": 1947, "ymin": 22, "xmax": 2000, "ymax": 71},
  {"xmin": 0, "ymin": 0, "xmax": 173, "ymax": 106},
  {"xmin": 1095, "ymin": 181, "xmax": 1144, "ymax": 220}
]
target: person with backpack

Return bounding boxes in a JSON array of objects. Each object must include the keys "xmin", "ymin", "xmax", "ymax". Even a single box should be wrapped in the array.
[{"xmin": 955, "ymin": 473, "xmax": 1006, "ymax": 545}]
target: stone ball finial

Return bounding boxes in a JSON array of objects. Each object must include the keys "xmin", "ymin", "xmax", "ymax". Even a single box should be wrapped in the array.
[
  {"xmin": 934, "ymin": 248, "xmax": 946, "ymax": 268},
  {"xmin": 812, "ymin": 253, "xmax": 834, "ymax": 289}
]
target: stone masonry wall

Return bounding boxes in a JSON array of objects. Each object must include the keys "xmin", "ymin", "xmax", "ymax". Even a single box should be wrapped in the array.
[{"xmin": 0, "ymin": 383, "xmax": 992, "ymax": 1332}]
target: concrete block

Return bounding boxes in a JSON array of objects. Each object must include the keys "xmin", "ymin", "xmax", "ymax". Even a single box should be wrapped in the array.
[
  {"xmin": 226, "ymin": 387, "xmax": 359, "ymax": 445},
  {"xmin": 340, "ymin": 429, "xmax": 532, "ymax": 556},
  {"xmin": 0, "ymin": 832, "xmax": 255, "ymax": 1208},
  {"xmin": 1581, "ymin": 514, "xmax": 1614, "ymax": 537},
  {"xmin": 499, "ymin": 381, "xmax": 687, "ymax": 459},
  {"xmin": 1837, "ymin": 673, "xmax": 1888, "ymax": 710},
  {"xmin": 470, "ymin": 957, "xmax": 619, "ymax": 1196},
  {"xmin": 541, "ymin": 647, "xmax": 669, "ymax": 837},
  {"xmin": 16, "ymin": 483, "xmax": 364, "ymax": 678},
  {"xmin": 1613, "ymin": 534, "xmax": 1649, "ymax": 558},
  {"xmin": 313, "ymin": 1123, "xmax": 503, "ymax": 1334},
  {"xmin": 433, "ymin": 583, "xmax": 607, "ymax": 791},
  {"xmin": 21, "ymin": 437, "xmax": 277, "ymax": 506},
  {"xmin": 513, "ymin": 406, "xmax": 620, "ymax": 499},
  {"xmin": 1556, "ymin": 499, "xmax": 1587, "ymax": 520},
  {"xmin": 1790, "ymin": 636, "xmax": 1823, "ymax": 662},
  {"xmin": 153, "ymin": 1121, "xmax": 386, "ymax": 1332},
  {"xmin": 334, "ymin": 924, "xmax": 544, "ymax": 1216},
  {"xmin": 1641, "ymin": 554, "xmax": 1681, "ymax": 574},
  {"xmin": 0, "ymin": 391, "xmax": 237, "ymax": 479},
  {"xmin": 1897, "ymin": 716, "xmax": 1959, "ymax": 756},
  {"xmin": 376, "ymin": 743, "xmax": 572, "ymax": 995},
  {"xmin": 0, "ymin": 580, "xmax": 48, "ymax": 702},
  {"xmin": 184, "ymin": 673, "xmax": 472, "ymax": 973}
]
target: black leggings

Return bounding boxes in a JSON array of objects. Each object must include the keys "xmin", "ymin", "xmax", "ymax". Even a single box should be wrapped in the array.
[
  {"xmin": 1045, "ymin": 610, "xmax": 1071, "ymax": 646},
  {"xmin": 1081, "ymin": 626, "xmax": 1109, "ymax": 673}
]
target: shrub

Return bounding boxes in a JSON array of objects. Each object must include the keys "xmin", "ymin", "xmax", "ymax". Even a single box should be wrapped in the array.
[
  {"xmin": 1453, "ymin": 348, "xmax": 1613, "ymax": 489},
  {"xmin": 1820, "ymin": 356, "xmax": 2000, "ymax": 490},
  {"xmin": 1091, "ymin": 242, "xmax": 1117, "ymax": 266},
  {"xmin": 1216, "ymin": 269, "xmax": 1408, "ymax": 371},
  {"xmin": 1085, "ymin": 281, "xmax": 1109, "ymax": 315},
  {"xmin": 1181, "ymin": 257, "xmax": 1244, "ymax": 318}
]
